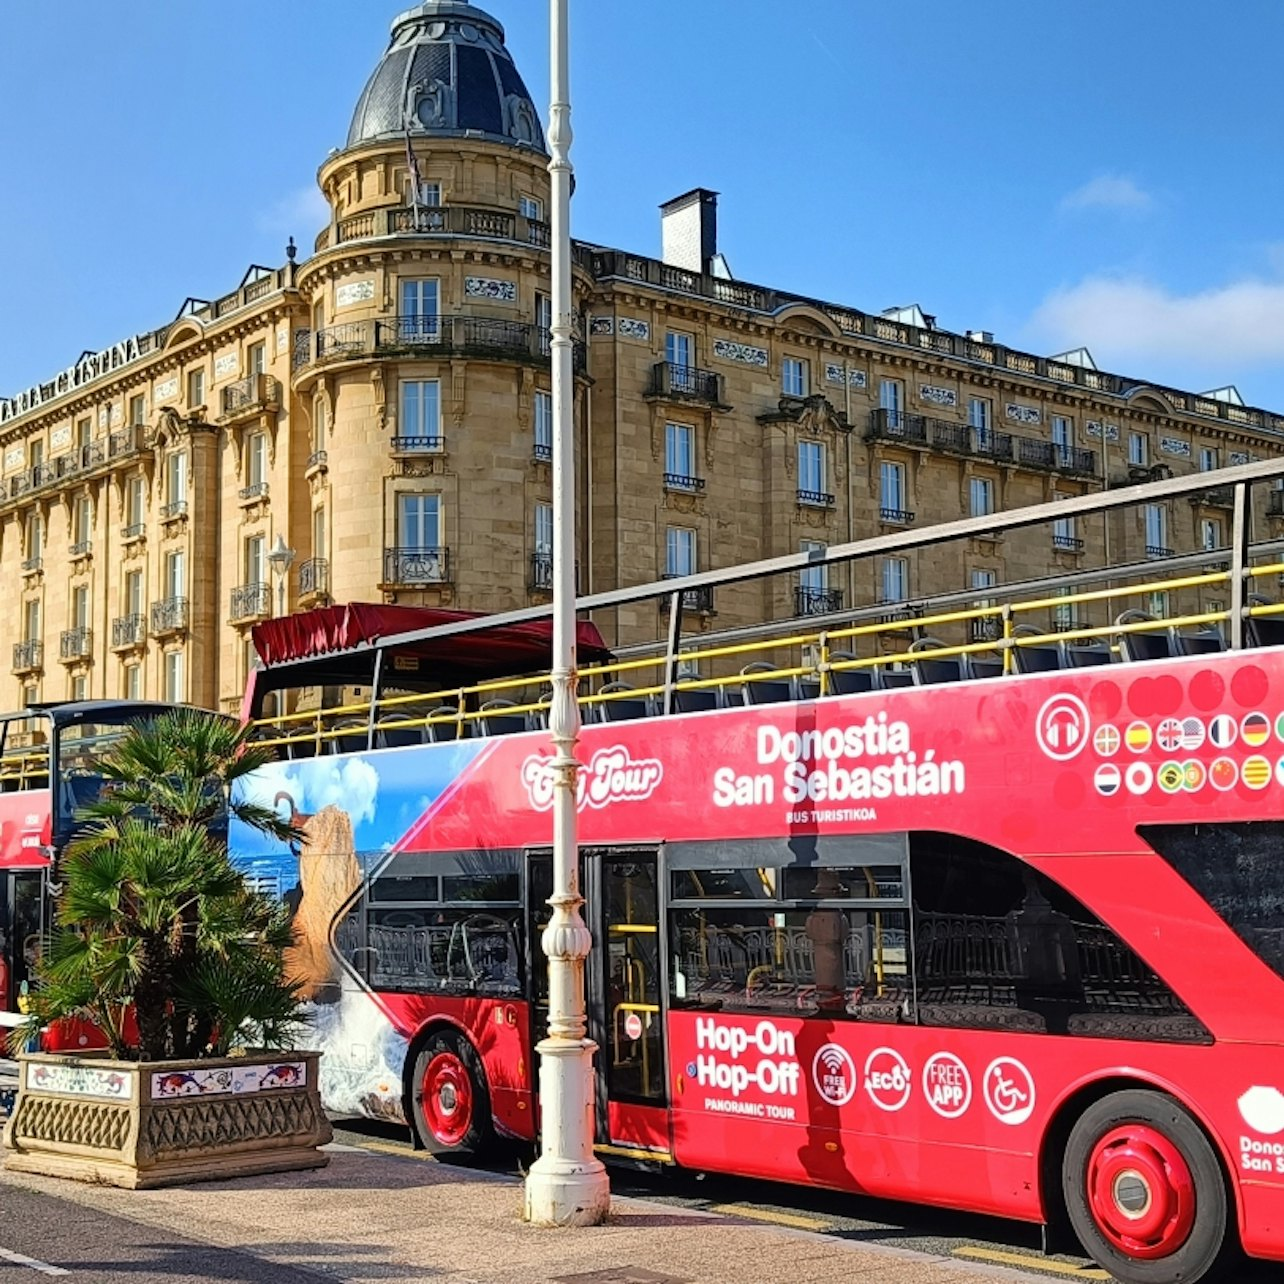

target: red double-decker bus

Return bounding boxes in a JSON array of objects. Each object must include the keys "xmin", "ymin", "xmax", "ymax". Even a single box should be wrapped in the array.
[
  {"xmin": 0, "ymin": 700, "xmax": 186, "ymax": 1028},
  {"xmin": 232, "ymin": 465, "xmax": 1284, "ymax": 1283}
]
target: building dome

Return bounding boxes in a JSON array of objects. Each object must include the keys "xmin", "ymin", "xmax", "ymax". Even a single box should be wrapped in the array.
[{"xmin": 347, "ymin": 2, "xmax": 546, "ymax": 154}]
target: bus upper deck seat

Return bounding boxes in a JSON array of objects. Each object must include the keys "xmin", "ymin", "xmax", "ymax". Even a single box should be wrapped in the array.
[
  {"xmin": 1011, "ymin": 626, "xmax": 1062, "ymax": 674},
  {"xmin": 740, "ymin": 663, "xmax": 793, "ymax": 705},
  {"xmin": 597, "ymin": 682, "xmax": 652, "ymax": 722},
  {"xmin": 477, "ymin": 699, "xmax": 526, "ymax": 736},
  {"xmin": 827, "ymin": 654, "xmax": 875, "ymax": 696},
  {"xmin": 1063, "ymin": 640, "xmax": 1112, "ymax": 667},
  {"xmin": 674, "ymin": 686, "xmax": 720, "ymax": 714},
  {"xmin": 908, "ymin": 638, "xmax": 962, "ymax": 685},
  {"xmin": 1172, "ymin": 628, "xmax": 1224, "ymax": 656},
  {"xmin": 1116, "ymin": 611, "xmax": 1172, "ymax": 663},
  {"xmin": 878, "ymin": 668, "xmax": 916, "ymax": 689},
  {"xmin": 1246, "ymin": 596, "xmax": 1284, "ymax": 649},
  {"xmin": 964, "ymin": 654, "xmax": 1004, "ymax": 680}
]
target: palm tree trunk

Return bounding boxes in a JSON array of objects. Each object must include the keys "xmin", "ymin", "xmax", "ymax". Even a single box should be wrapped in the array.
[{"xmin": 135, "ymin": 935, "xmax": 172, "ymax": 1061}]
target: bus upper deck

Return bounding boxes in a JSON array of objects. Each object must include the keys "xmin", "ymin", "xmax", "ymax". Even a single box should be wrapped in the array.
[{"xmin": 242, "ymin": 457, "xmax": 1284, "ymax": 754}]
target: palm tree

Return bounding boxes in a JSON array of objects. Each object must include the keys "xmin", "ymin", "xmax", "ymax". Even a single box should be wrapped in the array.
[{"xmin": 14, "ymin": 710, "xmax": 304, "ymax": 1062}]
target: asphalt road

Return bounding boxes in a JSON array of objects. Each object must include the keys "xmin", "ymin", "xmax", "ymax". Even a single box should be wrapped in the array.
[{"xmin": 0, "ymin": 1181, "xmax": 336, "ymax": 1283}]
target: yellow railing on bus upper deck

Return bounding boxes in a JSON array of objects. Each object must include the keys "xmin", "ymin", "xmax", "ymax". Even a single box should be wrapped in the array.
[
  {"xmin": 246, "ymin": 560, "xmax": 1284, "ymax": 752},
  {"xmin": 0, "ymin": 748, "xmax": 50, "ymax": 791}
]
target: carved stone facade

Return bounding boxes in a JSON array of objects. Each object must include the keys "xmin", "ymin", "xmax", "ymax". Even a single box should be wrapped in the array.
[{"xmin": 0, "ymin": 1, "xmax": 1279, "ymax": 712}]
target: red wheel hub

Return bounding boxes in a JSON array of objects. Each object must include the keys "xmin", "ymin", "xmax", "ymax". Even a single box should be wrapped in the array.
[
  {"xmin": 421, "ymin": 1052, "xmax": 473, "ymax": 1147},
  {"xmin": 1085, "ymin": 1124, "xmax": 1196, "ymax": 1261}
]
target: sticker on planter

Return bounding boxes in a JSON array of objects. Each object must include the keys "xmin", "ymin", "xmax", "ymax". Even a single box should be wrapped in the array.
[
  {"xmin": 151, "ymin": 1060, "xmax": 306, "ymax": 1098},
  {"xmin": 29, "ymin": 1062, "xmax": 130, "ymax": 1099}
]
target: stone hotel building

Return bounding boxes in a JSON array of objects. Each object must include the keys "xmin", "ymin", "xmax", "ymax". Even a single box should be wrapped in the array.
[{"xmin": 2, "ymin": 0, "xmax": 1281, "ymax": 713}]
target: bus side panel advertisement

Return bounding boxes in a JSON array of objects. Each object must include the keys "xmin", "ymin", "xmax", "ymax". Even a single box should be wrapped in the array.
[
  {"xmin": 0, "ymin": 789, "xmax": 51, "ymax": 868},
  {"xmin": 666, "ymin": 1011, "xmax": 1284, "ymax": 1235}
]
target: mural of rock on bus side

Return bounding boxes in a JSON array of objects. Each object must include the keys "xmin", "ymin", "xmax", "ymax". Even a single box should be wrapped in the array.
[{"xmin": 229, "ymin": 740, "xmax": 489, "ymax": 1119}]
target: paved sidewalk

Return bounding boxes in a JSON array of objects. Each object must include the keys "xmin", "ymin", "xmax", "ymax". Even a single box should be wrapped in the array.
[{"xmin": 0, "ymin": 1141, "xmax": 1065, "ymax": 1284}]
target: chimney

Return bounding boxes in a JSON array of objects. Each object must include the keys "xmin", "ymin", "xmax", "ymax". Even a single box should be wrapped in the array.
[{"xmin": 661, "ymin": 188, "xmax": 718, "ymax": 275}]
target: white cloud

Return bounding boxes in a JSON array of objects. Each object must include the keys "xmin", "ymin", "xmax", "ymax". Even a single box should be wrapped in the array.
[
  {"xmin": 256, "ymin": 185, "xmax": 329, "ymax": 236},
  {"xmin": 1029, "ymin": 275, "xmax": 1284, "ymax": 368},
  {"xmin": 237, "ymin": 757, "xmax": 380, "ymax": 828},
  {"xmin": 1060, "ymin": 175, "xmax": 1153, "ymax": 214}
]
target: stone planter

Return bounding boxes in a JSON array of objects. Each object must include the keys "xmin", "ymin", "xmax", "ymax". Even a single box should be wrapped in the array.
[{"xmin": 2, "ymin": 1050, "xmax": 331, "ymax": 1189}]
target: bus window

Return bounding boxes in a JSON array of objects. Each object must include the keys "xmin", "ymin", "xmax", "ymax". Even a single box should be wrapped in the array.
[
  {"xmin": 1139, "ymin": 821, "xmax": 1284, "ymax": 981},
  {"xmin": 348, "ymin": 848, "xmax": 524, "ymax": 997},
  {"xmin": 910, "ymin": 833, "xmax": 1209, "ymax": 1044},
  {"xmin": 668, "ymin": 838, "xmax": 912, "ymax": 1023}
]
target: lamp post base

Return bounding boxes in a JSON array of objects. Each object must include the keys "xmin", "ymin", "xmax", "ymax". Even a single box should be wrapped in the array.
[
  {"xmin": 523, "ymin": 1153, "xmax": 611, "ymax": 1227},
  {"xmin": 523, "ymin": 1036, "xmax": 610, "ymax": 1227}
]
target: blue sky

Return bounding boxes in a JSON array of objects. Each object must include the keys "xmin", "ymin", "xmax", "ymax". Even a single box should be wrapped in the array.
[{"xmin": 4, "ymin": 2, "xmax": 1284, "ymax": 408}]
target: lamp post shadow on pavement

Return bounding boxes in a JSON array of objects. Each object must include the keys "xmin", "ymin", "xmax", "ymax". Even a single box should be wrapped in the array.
[{"xmin": 522, "ymin": 0, "xmax": 611, "ymax": 1229}]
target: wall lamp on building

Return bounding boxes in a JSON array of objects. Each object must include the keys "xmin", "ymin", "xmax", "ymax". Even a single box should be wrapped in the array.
[{"xmin": 267, "ymin": 535, "xmax": 296, "ymax": 618}]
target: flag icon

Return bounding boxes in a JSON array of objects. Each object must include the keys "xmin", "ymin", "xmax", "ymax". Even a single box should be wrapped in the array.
[
  {"xmin": 1242, "ymin": 713, "xmax": 1271, "ymax": 748},
  {"xmin": 1094, "ymin": 764, "xmax": 1122, "ymax": 797},
  {"xmin": 1242, "ymin": 756, "xmax": 1272, "ymax": 790},
  {"xmin": 1157, "ymin": 719, "xmax": 1182, "ymax": 752},
  {"xmin": 1276, "ymin": 713, "xmax": 1284, "ymax": 745},
  {"xmin": 1209, "ymin": 714, "xmax": 1237, "ymax": 749},
  {"xmin": 1157, "ymin": 762, "xmax": 1185, "ymax": 794},
  {"xmin": 1182, "ymin": 760, "xmax": 1206, "ymax": 792},
  {"xmin": 1210, "ymin": 758, "xmax": 1237, "ymax": 792},
  {"xmin": 1094, "ymin": 725, "xmax": 1120, "ymax": 757},
  {"xmin": 1125, "ymin": 721, "xmax": 1152, "ymax": 753},
  {"xmin": 1125, "ymin": 762, "xmax": 1153, "ymax": 796},
  {"xmin": 1179, "ymin": 717, "xmax": 1205, "ymax": 751}
]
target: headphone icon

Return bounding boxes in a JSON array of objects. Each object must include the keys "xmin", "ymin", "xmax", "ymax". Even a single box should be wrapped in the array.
[{"xmin": 1037, "ymin": 694, "xmax": 1091, "ymax": 761}]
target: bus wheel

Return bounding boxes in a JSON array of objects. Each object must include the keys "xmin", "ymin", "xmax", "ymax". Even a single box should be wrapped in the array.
[
  {"xmin": 1062, "ymin": 1089, "xmax": 1235, "ymax": 1284},
  {"xmin": 410, "ymin": 1030, "xmax": 495, "ymax": 1159}
]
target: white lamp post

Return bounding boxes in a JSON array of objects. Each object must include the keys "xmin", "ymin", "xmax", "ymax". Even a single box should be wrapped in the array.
[
  {"xmin": 267, "ymin": 534, "xmax": 296, "ymax": 618},
  {"xmin": 523, "ymin": 0, "xmax": 611, "ymax": 1228}
]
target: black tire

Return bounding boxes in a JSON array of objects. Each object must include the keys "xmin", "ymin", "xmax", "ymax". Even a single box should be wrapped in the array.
[
  {"xmin": 408, "ymin": 1028, "xmax": 496, "ymax": 1160},
  {"xmin": 1062, "ymin": 1089, "xmax": 1238, "ymax": 1284}
]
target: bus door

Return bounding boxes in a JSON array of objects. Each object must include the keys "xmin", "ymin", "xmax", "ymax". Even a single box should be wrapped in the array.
[
  {"xmin": 584, "ymin": 848, "xmax": 670, "ymax": 1159},
  {"xmin": 0, "ymin": 868, "xmax": 46, "ymax": 1011},
  {"xmin": 525, "ymin": 847, "xmax": 670, "ymax": 1159}
]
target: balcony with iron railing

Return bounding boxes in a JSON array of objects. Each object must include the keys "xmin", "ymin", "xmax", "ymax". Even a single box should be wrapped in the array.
[
  {"xmin": 1191, "ymin": 485, "xmax": 1235, "ymax": 509},
  {"xmin": 798, "ymin": 489, "xmax": 836, "ymax": 508},
  {"xmin": 383, "ymin": 547, "xmax": 451, "ymax": 586},
  {"xmin": 21, "ymin": 555, "xmax": 42, "ymax": 575},
  {"xmin": 1146, "ymin": 544, "xmax": 1175, "ymax": 559},
  {"xmin": 298, "ymin": 558, "xmax": 330, "ymax": 601},
  {"xmin": 645, "ymin": 361, "xmax": 727, "ymax": 406},
  {"xmin": 218, "ymin": 373, "xmax": 282, "ymax": 424},
  {"xmin": 533, "ymin": 441, "xmax": 552, "ymax": 463},
  {"xmin": 1269, "ymin": 489, "xmax": 1284, "ymax": 517},
  {"xmin": 530, "ymin": 552, "xmax": 553, "ymax": 592},
  {"xmin": 239, "ymin": 481, "xmax": 270, "ymax": 503},
  {"xmin": 664, "ymin": 473, "xmax": 705, "ymax": 494},
  {"xmin": 661, "ymin": 576, "xmax": 714, "ymax": 614},
  {"xmin": 111, "ymin": 614, "xmax": 146, "ymax": 650},
  {"xmin": 969, "ymin": 618, "xmax": 1001, "ymax": 644},
  {"xmin": 59, "ymin": 628, "xmax": 92, "ymax": 661},
  {"xmin": 391, "ymin": 436, "xmax": 445, "ymax": 454},
  {"xmin": 150, "ymin": 597, "xmax": 189, "ymax": 635},
  {"xmin": 69, "ymin": 540, "xmax": 92, "ymax": 559},
  {"xmin": 230, "ymin": 583, "xmax": 271, "ymax": 623},
  {"xmin": 3, "ymin": 428, "xmax": 144, "ymax": 510},
  {"xmin": 160, "ymin": 499, "xmax": 188, "ymax": 521},
  {"xmin": 294, "ymin": 314, "xmax": 585, "ymax": 378},
  {"xmin": 12, "ymin": 640, "xmax": 42, "ymax": 673},
  {"xmin": 122, "ymin": 522, "xmax": 146, "ymax": 542},
  {"xmin": 879, "ymin": 507, "xmax": 915, "ymax": 525},
  {"xmin": 306, "ymin": 449, "xmax": 328, "ymax": 474},
  {"xmin": 795, "ymin": 585, "xmax": 843, "ymax": 616},
  {"xmin": 1052, "ymin": 533, "xmax": 1085, "ymax": 552},
  {"xmin": 866, "ymin": 409, "xmax": 1097, "ymax": 477}
]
